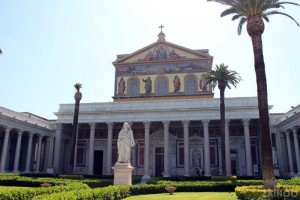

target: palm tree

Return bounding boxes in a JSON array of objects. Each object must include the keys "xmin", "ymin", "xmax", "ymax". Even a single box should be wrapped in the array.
[
  {"xmin": 207, "ymin": 0, "xmax": 299, "ymax": 188},
  {"xmin": 71, "ymin": 83, "xmax": 82, "ymax": 173},
  {"xmin": 202, "ymin": 63, "xmax": 241, "ymax": 176}
]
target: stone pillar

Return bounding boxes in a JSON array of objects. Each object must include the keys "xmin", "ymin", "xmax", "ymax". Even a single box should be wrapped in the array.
[
  {"xmin": 292, "ymin": 127, "xmax": 300, "ymax": 174},
  {"xmin": 276, "ymin": 132, "xmax": 284, "ymax": 175},
  {"xmin": 13, "ymin": 130, "xmax": 23, "ymax": 173},
  {"xmin": 243, "ymin": 119, "xmax": 252, "ymax": 176},
  {"xmin": 183, "ymin": 120, "xmax": 190, "ymax": 176},
  {"xmin": 143, "ymin": 121, "xmax": 151, "ymax": 179},
  {"xmin": 203, "ymin": 120, "xmax": 210, "ymax": 176},
  {"xmin": 88, "ymin": 123, "xmax": 96, "ymax": 175},
  {"xmin": 43, "ymin": 136, "xmax": 51, "ymax": 171},
  {"xmin": 25, "ymin": 132, "xmax": 34, "ymax": 172},
  {"xmin": 163, "ymin": 121, "xmax": 170, "ymax": 177},
  {"xmin": 106, "ymin": 122, "xmax": 113, "ymax": 175},
  {"xmin": 35, "ymin": 135, "xmax": 43, "ymax": 172},
  {"xmin": 53, "ymin": 123, "xmax": 63, "ymax": 174},
  {"xmin": 0, "ymin": 127, "xmax": 11, "ymax": 173},
  {"xmin": 225, "ymin": 119, "xmax": 231, "ymax": 176},
  {"xmin": 47, "ymin": 133, "xmax": 54, "ymax": 168},
  {"xmin": 285, "ymin": 130, "xmax": 295, "ymax": 175}
]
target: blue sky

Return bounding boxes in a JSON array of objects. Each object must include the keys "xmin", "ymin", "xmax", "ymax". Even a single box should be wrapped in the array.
[{"xmin": 0, "ymin": 0, "xmax": 299, "ymax": 119}]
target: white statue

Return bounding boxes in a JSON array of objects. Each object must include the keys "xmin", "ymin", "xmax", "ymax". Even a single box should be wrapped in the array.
[{"xmin": 117, "ymin": 122, "xmax": 135, "ymax": 163}]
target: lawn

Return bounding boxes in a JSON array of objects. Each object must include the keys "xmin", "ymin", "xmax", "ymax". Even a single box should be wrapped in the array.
[{"xmin": 124, "ymin": 192, "xmax": 237, "ymax": 200}]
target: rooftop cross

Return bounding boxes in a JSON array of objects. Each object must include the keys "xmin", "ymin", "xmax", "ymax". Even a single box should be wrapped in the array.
[{"xmin": 159, "ymin": 25, "xmax": 164, "ymax": 32}]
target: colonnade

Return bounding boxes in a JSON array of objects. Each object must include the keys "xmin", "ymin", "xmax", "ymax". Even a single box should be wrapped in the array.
[
  {"xmin": 277, "ymin": 126, "xmax": 300, "ymax": 175},
  {"xmin": 0, "ymin": 126, "xmax": 51, "ymax": 173},
  {"xmin": 62, "ymin": 118, "xmax": 254, "ymax": 177}
]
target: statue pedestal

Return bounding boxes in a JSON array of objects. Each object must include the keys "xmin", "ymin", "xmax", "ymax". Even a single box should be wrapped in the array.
[{"xmin": 112, "ymin": 162, "xmax": 134, "ymax": 185}]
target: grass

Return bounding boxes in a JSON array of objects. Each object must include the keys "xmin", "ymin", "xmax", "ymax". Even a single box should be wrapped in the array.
[{"xmin": 124, "ymin": 192, "xmax": 238, "ymax": 200}]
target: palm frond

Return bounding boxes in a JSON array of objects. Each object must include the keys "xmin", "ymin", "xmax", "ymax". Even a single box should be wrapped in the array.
[
  {"xmin": 202, "ymin": 63, "xmax": 242, "ymax": 91},
  {"xmin": 74, "ymin": 83, "xmax": 83, "ymax": 92},
  {"xmin": 262, "ymin": 14, "xmax": 270, "ymax": 22},
  {"xmin": 221, "ymin": 7, "xmax": 238, "ymax": 17},
  {"xmin": 265, "ymin": 10, "xmax": 299, "ymax": 26},
  {"xmin": 232, "ymin": 14, "xmax": 242, "ymax": 21},
  {"xmin": 238, "ymin": 17, "xmax": 247, "ymax": 35},
  {"xmin": 277, "ymin": 2, "xmax": 300, "ymax": 7}
]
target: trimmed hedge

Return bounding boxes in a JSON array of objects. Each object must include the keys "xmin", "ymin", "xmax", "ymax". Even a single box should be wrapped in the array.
[{"xmin": 235, "ymin": 185, "xmax": 300, "ymax": 200}]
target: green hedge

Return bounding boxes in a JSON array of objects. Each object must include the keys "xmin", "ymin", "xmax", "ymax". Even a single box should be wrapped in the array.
[{"xmin": 235, "ymin": 185, "xmax": 300, "ymax": 200}]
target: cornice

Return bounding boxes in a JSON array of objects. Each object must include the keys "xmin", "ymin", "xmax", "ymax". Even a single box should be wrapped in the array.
[
  {"xmin": 114, "ymin": 58, "xmax": 213, "ymax": 67},
  {"xmin": 55, "ymin": 106, "xmax": 258, "ymax": 117},
  {"xmin": 0, "ymin": 114, "xmax": 53, "ymax": 132}
]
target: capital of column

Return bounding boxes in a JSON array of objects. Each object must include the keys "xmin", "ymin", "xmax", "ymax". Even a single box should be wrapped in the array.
[
  {"xmin": 143, "ymin": 121, "xmax": 151, "ymax": 129},
  {"xmin": 17, "ymin": 129, "xmax": 23, "ymax": 135},
  {"xmin": 89, "ymin": 122, "xmax": 96, "ymax": 130},
  {"xmin": 225, "ymin": 119, "xmax": 230, "ymax": 127},
  {"xmin": 285, "ymin": 130, "xmax": 291, "ymax": 136},
  {"xmin": 182, "ymin": 120, "xmax": 190, "ymax": 128},
  {"xmin": 28, "ymin": 132, "xmax": 34, "ymax": 138},
  {"xmin": 292, "ymin": 126, "xmax": 299, "ymax": 134},
  {"xmin": 4, "ymin": 126, "xmax": 11, "ymax": 133},
  {"xmin": 163, "ymin": 121, "xmax": 170, "ymax": 126},
  {"xmin": 37, "ymin": 134, "xmax": 42, "ymax": 139},
  {"xmin": 242, "ymin": 119, "xmax": 250, "ymax": 126},
  {"xmin": 202, "ymin": 119, "xmax": 210, "ymax": 127},
  {"xmin": 106, "ymin": 122, "xmax": 114, "ymax": 128},
  {"xmin": 55, "ymin": 123, "xmax": 62, "ymax": 130}
]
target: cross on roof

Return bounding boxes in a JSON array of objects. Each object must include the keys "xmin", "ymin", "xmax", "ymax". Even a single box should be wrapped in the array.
[{"xmin": 159, "ymin": 25, "xmax": 164, "ymax": 32}]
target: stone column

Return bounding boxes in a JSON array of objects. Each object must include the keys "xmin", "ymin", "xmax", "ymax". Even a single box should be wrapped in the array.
[
  {"xmin": 88, "ymin": 123, "xmax": 96, "ymax": 175},
  {"xmin": 276, "ymin": 132, "xmax": 284, "ymax": 175},
  {"xmin": 53, "ymin": 123, "xmax": 63, "ymax": 174},
  {"xmin": 163, "ymin": 121, "xmax": 170, "ymax": 177},
  {"xmin": 35, "ymin": 135, "xmax": 43, "ymax": 172},
  {"xmin": 43, "ymin": 136, "xmax": 51, "ymax": 171},
  {"xmin": 203, "ymin": 120, "xmax": 210, "ymax": 176},
  {"xmin": 47, "ymin": 133, "xmax": 54, "ymax": 168},
  {"xmin": 0, "ymin": 127, "xmax": 11, "ymax": 173},
  {"xmin": 243, "ymin": 119, "xmax": 252, "ymax": 176},
  {"xmin": 225, "ymin": 119, "xmax": 231, "ymax": 176},
  {"xmin": 183, "ymin": 120, "xmax": 190, "ymax": 176},
  {"xmin": 285, "ymin": 130, "xmax": 295, "ymax": 174},
  {"xmin": 25, "ymin": 132, "xmax": 34, "ymax": 172},
  {"xmin": 143, "ymin": 121, "xmax": 151, "ymax": 179},
  {"xmin": 292, "ymin": 127, "xmax": 300, "ymax": 174},
  {"xmin": 106, "ymin": 122, "xmax": 113, "ymax": 175},
  {"xmin": 13, "ymin": 130, "xmax": 23, "ymax": 173}
]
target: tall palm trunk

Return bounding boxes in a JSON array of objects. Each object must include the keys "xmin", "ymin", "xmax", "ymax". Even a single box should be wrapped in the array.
[
  {"xmin": 70, "ymin": 91, "xmax": 82, "ymax": 173},
  {"xmin": 248, "ymin": 15, "xmax": 274, "ymax": 188},
  {"xmin": 219, "ymin": 82, "xmax": 226, "ymax": 176}
]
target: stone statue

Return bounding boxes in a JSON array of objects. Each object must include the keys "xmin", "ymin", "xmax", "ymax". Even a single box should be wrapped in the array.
[
  {"xmin": 117, "ymin": 122, "xmax": 135, "ymax": 163},
  {"xmin": 142, "ymin": 77, "xmax": 152, "ymax": 94}
]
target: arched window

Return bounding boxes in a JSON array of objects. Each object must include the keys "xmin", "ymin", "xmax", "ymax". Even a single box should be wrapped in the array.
[
  {"xmin": 155, "ymin": 76, "xmax": 169, "ymax": 96},
  {"xmin": 185, "ymin": 74, "xmax": 197, "ymax": 94},
  {"xmin": 128, "ymin": 78, "xmax": 139, "ymax": 97}
]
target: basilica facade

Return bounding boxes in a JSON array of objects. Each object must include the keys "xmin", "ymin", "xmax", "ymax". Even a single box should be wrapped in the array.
[{"xmin": 0, "ymin": 31, "xmax": 299, "ymax": 178}]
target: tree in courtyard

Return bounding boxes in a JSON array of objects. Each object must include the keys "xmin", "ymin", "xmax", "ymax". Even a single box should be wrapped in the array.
[
  {"xmin": 207, "ymin": 0, "xmax": 299, "ymax": 188},
  {"xmin": 202, "ymin": 63, "xmax": 241, "ymax": 176},
  {"xmin": 70, "ymin": 83, "xmax": 82, "ymax": 173}
]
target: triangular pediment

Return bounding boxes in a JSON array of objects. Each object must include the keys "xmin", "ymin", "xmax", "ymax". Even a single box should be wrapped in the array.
[{"xmin": 114, "ymin": 41, "xmax": 212, "ymax": 65}]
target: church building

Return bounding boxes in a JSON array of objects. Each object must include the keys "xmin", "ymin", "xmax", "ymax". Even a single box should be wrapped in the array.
[{"xmin": 0, "ymin": 29, "xmax": 299, "ymax": 178}]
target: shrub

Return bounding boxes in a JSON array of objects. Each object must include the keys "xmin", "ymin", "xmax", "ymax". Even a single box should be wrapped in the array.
[
  {"xmin": 58, "ymin": 174, "xmax": 84, "ymax": 179},
  {"xmin": 235, "ymin": 185, "xmax": 300, "ymax": 200}
]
